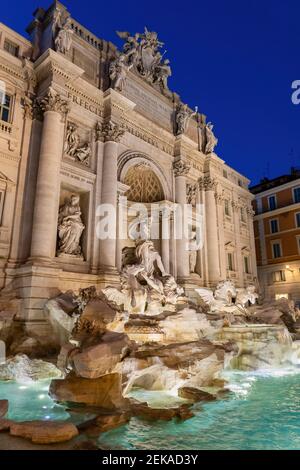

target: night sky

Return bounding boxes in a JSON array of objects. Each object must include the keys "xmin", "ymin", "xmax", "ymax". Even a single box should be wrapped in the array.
[{"xmin": 1, "ymin": 0, "xmax": 300, "ymax": 185}]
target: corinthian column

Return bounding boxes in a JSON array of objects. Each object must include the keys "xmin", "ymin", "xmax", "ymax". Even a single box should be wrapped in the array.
[
  {"xmin": 30, "ymin": 89, "xmax": 69, "ymax": 261},
  {"xmin": 173, "ymin": 159, "xmax": 190, "ymax": 279},
  {"xmin": 98, "ymin": 121, "xmax": 125, "ymax": 271},
  {"xmin": 199, "ymin": 175, "xmax": 220, "ymax": 285}
]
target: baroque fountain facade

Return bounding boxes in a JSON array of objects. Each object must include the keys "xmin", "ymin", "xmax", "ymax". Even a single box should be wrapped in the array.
[{"xmin": 0, "ymin": 1, "xmax": 299, "ymax": 449}]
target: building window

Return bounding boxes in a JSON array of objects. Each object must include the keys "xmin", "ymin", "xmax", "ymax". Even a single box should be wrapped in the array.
[
  {"xmin": 227, "ymin": 252, "xmax": 234, "ymax": 271},
  {"xmin": 223, "ymin": 169, "xmax": 228, "ymax": 179},
  {"xmin": 273, "ymin": 270, "xmax": 286, "ymax": 282},
  {"xmin": 238, "ymin": 179, "xmax": 243, "ymax": 187},
  {"xmin": 224, "ymin": 199, "xmax": 230, "ymax": 216},
  {"xmin": 244, "ymin": 256, "xmax": 250, "ymax": 274},
  {"xmin": 270, "ymin": 219, "xmax": 279, "ymax": 233},
  {"xmin": 0, "ymin": 94, "xmax": 12, "ymax": 122},
  {"xmin": 293, "ymin": 187, "xmax": 300, "ymax": 204},
  {"xmin": 240, "ymin": 207, "xmax": 246, "ymax": 223},
  {"xmin": 296, "ymin": 213, "xmax": 300, "ymax": 228},
  {"xmin": 272, "ymin": 242, "xmax": 282, "ymax": 259},
  {"xmin": 4, "ymin": 39, "xmax": 19, "ymax": 57},
  {"xmin": 268, "ymin": 195, "xmax": 277, "ymax": 210}
]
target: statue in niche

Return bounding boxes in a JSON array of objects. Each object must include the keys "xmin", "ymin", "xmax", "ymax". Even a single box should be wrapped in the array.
[
  {"xmin": 57, "ymin": 195, "xmax": 85, "ymax": 258},
  {"xmin": 64, "ymin": 122, "xmax": 91, "ymax": 165},
  {"xmin": 205, "ymin": 122, "xmax": 218, "ymax": 154},
  {"xmin": 187, "ymin": 228, "xmax": 200, "ymax": 274},
  {"xmin": 52, "ymin": 7, "xmax": 63, "ymax": 38},
  {"xmin": 175, "ymin": 103, "xmax": 198, "ymax": 135},
  {"xmin": 109, "ymin": 54, "xmax": 134, "ymax": 92},
  {"xmin": 55, "ymin": 17, "xmax": 73, "ymax": 54}
]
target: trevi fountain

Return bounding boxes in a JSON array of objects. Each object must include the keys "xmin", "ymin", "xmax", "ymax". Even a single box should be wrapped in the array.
[{"xmin": 0, "ymin": 232, "xmax": 300, "ymax": 450}]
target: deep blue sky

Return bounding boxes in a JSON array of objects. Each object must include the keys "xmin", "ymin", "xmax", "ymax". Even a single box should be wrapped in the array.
[{"xmin": 1, "ymin": 0, "xmax": 300, "ymax": 184}]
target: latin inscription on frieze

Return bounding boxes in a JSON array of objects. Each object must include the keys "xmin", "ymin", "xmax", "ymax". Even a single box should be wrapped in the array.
[{"xmin": 124, "ymin": 80, "xmax": 173, "ymax": 130}]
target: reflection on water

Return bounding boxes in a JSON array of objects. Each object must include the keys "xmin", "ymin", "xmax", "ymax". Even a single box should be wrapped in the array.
[
  {"xmin": 0, "ymin": 380, "xmax": 69, "ymax": 422},
  {"xmin": 99, "ymin": 367, "xmax": 300, "ymax": 450},
  {"xmin": 1, "ymin": 368, "xmax": 300, "ymax": 449}
]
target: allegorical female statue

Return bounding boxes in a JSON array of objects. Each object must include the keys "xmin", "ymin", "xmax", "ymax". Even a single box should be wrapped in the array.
[
  {"xmin": 57, "ymin": 195, "xmax": 85, "ymax": 257},
  {"xmin": 55, "ymin": 17, "xmax": 73, "ymax": 54}
]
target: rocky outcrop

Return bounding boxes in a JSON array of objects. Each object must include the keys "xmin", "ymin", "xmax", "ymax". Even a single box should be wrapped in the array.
[
  {"xmin": 45, "ymin": 291, "xmax": 79, "ymax": 346},
  {"xmin": 0, "ymin": 354, "xmax": 62, "ymax": 381},
  {"xmin": 0, "ymin": 419, "xmax": 12, "ymax": 432},
  {"xmin": 10, "ymin": 421, "xmax": 78, "ymax": 444},
  {"xmin": 131, "ymin": 339, "xmax": 236, "ymax": 370},
  {"xmin": 72, "ymin": 331, "xmax": 132, "ymax": 379},
  {"xmin": 49, "ymin": 372, "xmax": 128, "ymax": 409},
  {"xmin": 0, "ymin": 400, "xmax": 8, "ymax": 418},
  {"xmin": 219, "ymin": 324, "xmax": 292, "ymax": 370},
  {"xmin": 124, "ymin": 364, "xmax": 182, "ymax": 394},
  {"xmin": 159, "ymin": 308, "xmax": 213, "ymax": 342}
]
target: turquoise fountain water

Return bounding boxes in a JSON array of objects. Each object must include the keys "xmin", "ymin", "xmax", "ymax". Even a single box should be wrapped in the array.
[{"xmin": 1, "ymin": 368, "xmax": 300, "ymax": 449}]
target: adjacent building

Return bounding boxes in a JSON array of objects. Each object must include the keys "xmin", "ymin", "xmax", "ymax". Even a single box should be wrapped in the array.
[
  {"xmin": 251, "ymin": 168, "xmax": 300, "ymax": 305},
  {"xmin": 0, "ymin": 1, "xmax": 256, "ymax": 337}
]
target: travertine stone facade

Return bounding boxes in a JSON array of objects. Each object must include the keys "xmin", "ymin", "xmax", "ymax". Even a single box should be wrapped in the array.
[{"xmin": 0, "ymin": 2, "xmax": 257, "ymax": 335}]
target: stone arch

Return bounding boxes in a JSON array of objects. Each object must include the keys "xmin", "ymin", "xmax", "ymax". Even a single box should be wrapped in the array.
[{"xmin": 118, "ymin": 151, "xmax": 171, "ymax": 202}]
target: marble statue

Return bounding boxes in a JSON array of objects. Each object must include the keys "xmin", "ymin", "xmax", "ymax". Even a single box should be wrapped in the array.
[
  {"xmin": 236, "ymin": 285, "xmax": 259, "ymax": 308},
  {"xmin": 64, "ymin": 122, "xmax": 91, "ymax": 165},
  {"xmin": 154, "ymin": 59, "xmax": 172, "ymax": 89},
  {"xmin": 64, "ymin": 123, "xmax": 80, "ymax": 156},
  {"xmin": 55, "ymin": 17, "xmax": 73, "ymax": 54},
  {"xmin": 205, "ymin": 122, "xmax": 218, "ymax": 154},
  {"xmin": 75, "ymin": 143, "xmax": 91, "ymax": 165},
  {"xmin": 57, "ymin": 195, "xmax": 85, "ymax": 257},
  {"xmin": 196, "ymin": 280, "xmax": 258, "ymax": 313},
  {"xmin": 109, "ymin": 54, "xmax": 134, "ymax": 92},
  {"xmin": 187, "ymin": 228, "xmax": 200, "ymax": 274},
  {"xmin": 175, "ymin": 104, "xmax": 198, "ymax": 135},
  {"xmin": 116, "ymin": 28, "xmax": 171, "ymax": 89}
]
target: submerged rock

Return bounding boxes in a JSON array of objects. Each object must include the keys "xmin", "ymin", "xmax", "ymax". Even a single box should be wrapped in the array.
[
  {"xmin": 0, "ymin": 354, "xmax": 62, "ymax": 381},
  {"xmin": 49, "ymin": 372, "xmax": 128, "ymax": 409},
  {"xmin": 178, "ymin": 387, "xmax": 216, "ymax": 402},
  {"xmin": 10, "ymin": 421, "xmax": 78, "ymax": 444},
  {"xmin": 78, "ymin": 411, "xmax": 131, "ymax": 436},
  {"xmin": 130, "ymin": 401, "xmax": 194, "ymax": 421}
]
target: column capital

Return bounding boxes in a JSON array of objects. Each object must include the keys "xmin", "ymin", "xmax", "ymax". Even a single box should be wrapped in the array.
[
  {"xmin": 173, "ymin": 159, "xmax": 190, "ymax": 177},
  {"xmin": 38, "ymin": 88, "xmax": 70, "ymax": 117},
  {"xmin": 96, "ymin": 120, "xmax": 125, "ymax": 143},
  {"xmin": 198, "ymin": 175, "xmax": 217, "ymax": 191}
]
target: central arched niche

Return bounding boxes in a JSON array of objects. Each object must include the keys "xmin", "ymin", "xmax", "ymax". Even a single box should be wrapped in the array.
[{"xmin": 124, "ymin": 163, "xmax": 164, "ymax": 203}]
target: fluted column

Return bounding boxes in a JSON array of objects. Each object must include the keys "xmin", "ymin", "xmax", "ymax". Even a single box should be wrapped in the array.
[
  {"xmin": 98, "ymin": 121, "xmax": 125, "ymax": 271},
  {"xmin": 173, "ymin": 160, "xmax": 190, "ymax": 279},
  {"xmin": 200, "ymin": 176, "xmax": 220, "ymax": 285},
  {"xmin": 232, "ymin": 200, "xmax": 243, "ymax": 285},
  {"xmin": 30, "ymin": 89, "xmax": 69, "ymax": 260}
]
